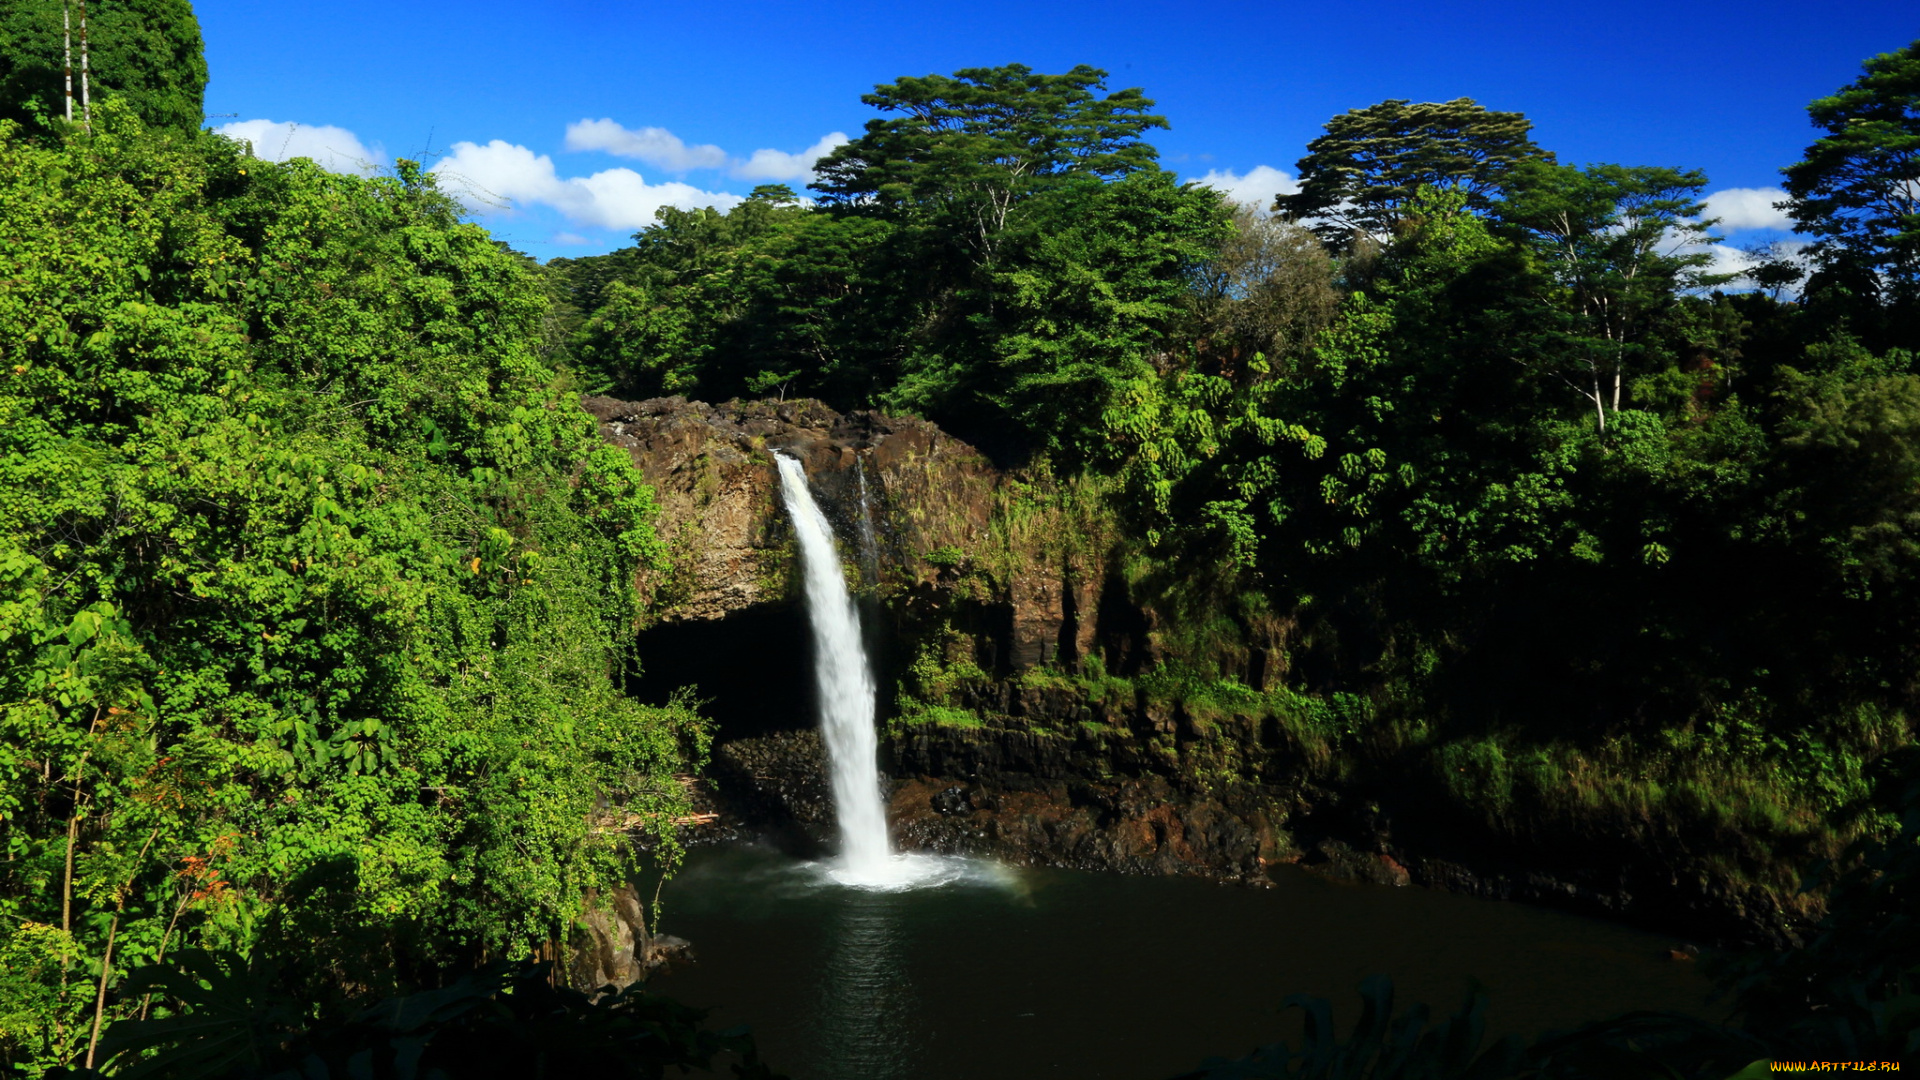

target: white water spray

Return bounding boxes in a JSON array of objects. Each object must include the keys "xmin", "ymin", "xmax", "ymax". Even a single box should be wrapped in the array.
[{"xmin": 775, "ymin": 453, "xmax": 894, "ymax": 882}]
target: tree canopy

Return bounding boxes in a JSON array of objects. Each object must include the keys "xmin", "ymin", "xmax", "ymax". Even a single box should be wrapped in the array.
[
  {"xmin": 812, "ymin": 63, "xmax": 1167, "ymax": 266},
  {"xmin": 0, "ymin": 0, "xmax": 207, "ymax": 132},
  {"xmin": 0, "ymin": 103, "xmax": 706, "ymax": 1069},
  {"xmin": 1783, "ymin": 39, "xmax": 1920, "ymax": 315},
  {"xmin": 1274, "ymin": 97, "xmax": 1548, "ymax": 246}
]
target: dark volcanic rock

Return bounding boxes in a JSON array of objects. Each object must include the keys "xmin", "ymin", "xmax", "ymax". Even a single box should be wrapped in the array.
[
  {"xmin": 930, "ymin": 785, "xmax": 974, "ymax": 816},
  {"xmin": 568, "ymin": 883, "xmax": 691, "ymax": 998}
]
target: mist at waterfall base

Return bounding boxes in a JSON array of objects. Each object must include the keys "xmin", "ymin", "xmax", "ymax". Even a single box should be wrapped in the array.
[
  {"xmin": 773, "ymin": 452, "xmax": 971, "ymax": 891},
  {"xmin": 695, "ymin": 456, "xmax": 1712, "ymax": 1078}
]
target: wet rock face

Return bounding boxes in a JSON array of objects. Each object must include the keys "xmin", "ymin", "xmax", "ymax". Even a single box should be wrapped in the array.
[
  {"xmin": 585, "ymin": 394, "xmax": 1158, "ymax": 682},
  {"xmin": 583, "ymin": 395, "xmax": 1000, "ymax": 626}
]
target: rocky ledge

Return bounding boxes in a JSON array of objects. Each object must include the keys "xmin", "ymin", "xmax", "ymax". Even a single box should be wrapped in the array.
[{"xmin": 685, "ymin": 704, "xmax": 1799, "ymax": 949}]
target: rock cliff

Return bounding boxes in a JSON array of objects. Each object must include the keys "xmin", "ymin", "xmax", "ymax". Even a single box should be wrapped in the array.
[{"xmin": 584, "ymin": 394, "xmax": 1126, "ymax": 670}]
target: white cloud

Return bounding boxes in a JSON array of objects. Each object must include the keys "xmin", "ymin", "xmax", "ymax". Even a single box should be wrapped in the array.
[
  {"xmin": 431, "ymin": 139, "xmax": 740, "ymax": 232},
  {"xmin": 216, "ymin": 119, "xmax": 383, "ymax": 176},
  {"xmin": 564, "ymin": 119, "xmax": 727, "ymax": 172},
  {"xmin": 1190, "ymin": 165, "xmax": 1300, "ymax": 212},
  {"xmin": 550, "ymin": 232, "xmax": 593, "ymax": 246},
  {"xmin": 1698, "ymin": 243, "xmax": 1751, "ymax": 281},
  {"xmin": 731, "ymin": 132, "xmax": 849, "ymax": 183},
  {"xmin": 1704, "ymin": 187, "xmax": 1793, "ymax": 233},
  {"xmin": 566, "ymin": 118, "xmax": 849, "ymax": 186}
]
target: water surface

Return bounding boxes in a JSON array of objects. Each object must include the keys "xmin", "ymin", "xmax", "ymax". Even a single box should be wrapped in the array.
[{"xmin": 651, "ymin": 844, "xmax": 1718, "ymax": 1080}]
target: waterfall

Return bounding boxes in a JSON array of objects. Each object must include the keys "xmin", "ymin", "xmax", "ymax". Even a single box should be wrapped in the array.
[
  {"xmin": 774, "ymin": 453, "xmax": 893, "ymax": 880},
  {"xmin": 852, "ymin": 457, "xmax": 881, "ymax": 586}
]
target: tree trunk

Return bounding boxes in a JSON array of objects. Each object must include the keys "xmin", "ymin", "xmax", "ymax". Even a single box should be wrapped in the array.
[
  {"xmin": 77, "ymin": 1, "xmax": 90, "ymax": 134},
  {"xmin": 62, "ymin": 812, "xmax": 79, "ymax": 933},
  {"xmin": 63, "ymin": 3, "xmax": 72, "ymax": 123},
  {"xmin": 85, "ymin": 910, "xmax": 118, "ymax": 1069}
]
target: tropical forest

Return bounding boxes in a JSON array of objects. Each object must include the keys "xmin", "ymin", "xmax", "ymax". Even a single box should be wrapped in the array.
[{"xmin": 2, "ymin": 0, "xmax": 1918, "ymax": 1076}]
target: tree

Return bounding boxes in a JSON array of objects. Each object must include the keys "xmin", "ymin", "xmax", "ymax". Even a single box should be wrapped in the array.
[
  {"xmin": 1499, "ymin": 162, "xmax": 1725, "ymax": 433},
  {"xmin": 0, "ymin": 0, "xmax": 206, "ymax": 133},
  {"xmin": 812, "ymin": 63, "xmax": 1166, "ymax": 268},
  {"xmin": 984, "ymin": 168, "xmax": 1230, "ymax": 466},
  {"xmin": 0, "ymin": 107, "xmax": 708, "ymax": 1069},
  {"xmin": 1782, "ymin": 40, "xmax": 1920, "ymax": 306},
  {"xmin": 1275, "ymin": 98, "xmax": 1549, "ymax": 247},
  {"xmin": 1190, "ymin": 199, "xmax": 1340, "ymax": 378}
]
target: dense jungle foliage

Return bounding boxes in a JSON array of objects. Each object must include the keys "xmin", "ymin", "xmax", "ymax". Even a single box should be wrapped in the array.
[
  {"xmin": 0, "ymin": 21, "xmax": 712, "ymax": 1072},
  {"xmin": 2, "ymin": 0, "xmax": 1919, "ymax": 1071}
]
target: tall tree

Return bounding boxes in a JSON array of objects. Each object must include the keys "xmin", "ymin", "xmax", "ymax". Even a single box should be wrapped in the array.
[
  {"xmin": 1782, "ymin": 39, "xmax": 1920, "ymax": 313},
  {"xmin": 0, "ymin": 0, "xmax": 206, "ymax": 133},
  {"xmin": 1276, "ymin": 98, "xmax": 1549, "ymax": 247},
  {"xmin": 811, "ymin": 63, "xmax": 1165, "ymax": 268},
  {"xmin": 1499, "ymin": 162, "xmax": 1725, "ymax": 432}
]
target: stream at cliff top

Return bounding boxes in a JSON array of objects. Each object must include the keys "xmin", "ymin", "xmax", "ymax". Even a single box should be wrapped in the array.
[{"xmin": 650, "ymin": 843, "xmax": 1719, "ymax": 1080}]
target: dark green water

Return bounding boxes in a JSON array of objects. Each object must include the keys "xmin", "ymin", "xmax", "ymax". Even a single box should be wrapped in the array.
[{"xmin": 649, "ymin": 844, "xmax": 1718, "ymax": 1080}]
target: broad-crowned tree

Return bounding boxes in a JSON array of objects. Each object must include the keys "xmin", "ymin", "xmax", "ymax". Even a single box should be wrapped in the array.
[
  {"xmin": 812, "ymin": 63, "xmax": 1166, "ymax": 269},
  {"xmin": 1276, "ymin": 98, "xmax": 1548, "ymax": 248},
  {"xmin": 1499, "ymin": 162, "xmax": 1724, "ymax": 433}
]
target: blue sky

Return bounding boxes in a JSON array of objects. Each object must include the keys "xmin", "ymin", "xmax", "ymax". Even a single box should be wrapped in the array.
[{"xmin": 197, "ymin": 0, "xmax": 1916, "ymax": 266}]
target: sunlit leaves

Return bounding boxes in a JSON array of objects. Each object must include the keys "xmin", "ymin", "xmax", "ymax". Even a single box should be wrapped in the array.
[{"xmin": 0, "ymin": 107, "xmax": 704, "ymax": 1070}]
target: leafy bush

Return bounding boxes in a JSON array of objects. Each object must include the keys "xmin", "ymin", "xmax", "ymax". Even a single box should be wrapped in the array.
[{"xmin": 0, "ymin": 105, "xmax": 706, "ymax": 1072}]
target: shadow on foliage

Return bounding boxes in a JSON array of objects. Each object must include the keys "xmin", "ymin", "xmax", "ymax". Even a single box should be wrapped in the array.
[
  {"xmin": 47, "ymin": 951, "xmax": 783, "ymax": 1080},
  {"xmin": 1175, "ymin": 754, "xmax": 1920, "ymax": 1078}
]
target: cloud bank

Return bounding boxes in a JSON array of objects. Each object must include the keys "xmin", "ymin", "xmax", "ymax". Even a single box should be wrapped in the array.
[
  {"xmin": 732, "ymin": 132, "xmax": 849, "ymax": 183},
  {"xmin": 216, "ymin": 119, "xmax": 383, "ymax": 176},
  {"xmin": 1190, "ymin": 165, "xmax": 1300, "ymax": 211},
  {"xmin": 431, "ymin": 140, "xmax": 741, "ymax": 231}
]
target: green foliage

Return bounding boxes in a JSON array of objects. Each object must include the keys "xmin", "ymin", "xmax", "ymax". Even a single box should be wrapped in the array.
[
  {"xmin": 986, "ymin": 169, "xmax": 1231, "ymax": 467},
  {"xmin": 813, "ymin": 63, "xmax": 1166, "ymax": 265},
  {"xmin": 0, "ymin": 0, "xmax": 208, "ymax": 133},
  {"xmin": 1782, "ymin": 40, "xmax": 1920, "ymax": 312},
  {"xmin": 0, "ymin": 105, "xmax": 705, "ymax": 1072},
  {"xmin": 1499, "ymin": 160, "xmax": 1728, "ymax": 433},
  {"xmin": 568, "ymin": 65, "xmax": 1227, "ymax": 465},
  {"xmin": 1713, "ymin": 761, "xmax": 1920, "ymax": 1061}
]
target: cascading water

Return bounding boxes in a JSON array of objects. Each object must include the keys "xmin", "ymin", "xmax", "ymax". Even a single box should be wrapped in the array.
[
  {"xmin": 852, "ymin": 457, "xmax": 881, "ymax": 585},
  {"xmin": 774, "ymin": 453, "xmax": 894, "ymax": 882},
  {"xmin": 775, "ymin": 451, "xmax": 984, "ymax": 891}
]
